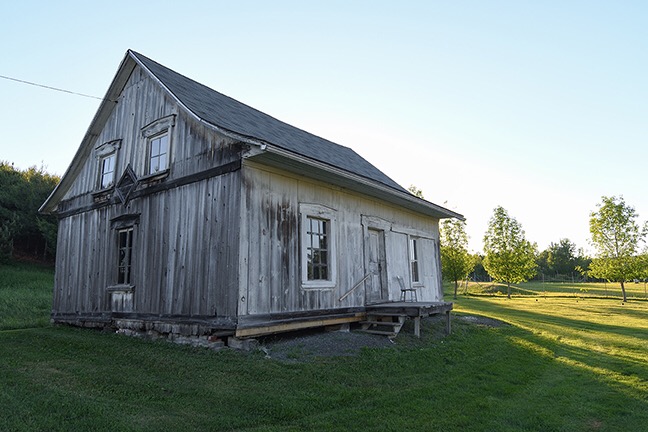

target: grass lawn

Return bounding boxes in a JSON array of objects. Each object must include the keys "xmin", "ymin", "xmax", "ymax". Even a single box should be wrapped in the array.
[
  {"xmin": 458, "ymin": 279, "xmax": 648, "ymax": 299},
  {"xmin": 1, "ymin": 262, "xmax": 647, "ymax": 431}
]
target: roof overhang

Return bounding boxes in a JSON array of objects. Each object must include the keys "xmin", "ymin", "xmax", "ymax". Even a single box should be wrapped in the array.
[
  {"xmin": 40, "ymin": 55, "xmax": 137, "ymax": 213},
  {"xmin": 245, "ymin": 145, "xmax": 464, "ymax": 221}
]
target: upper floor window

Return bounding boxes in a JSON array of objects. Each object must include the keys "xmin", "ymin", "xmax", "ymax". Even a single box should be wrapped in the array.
[
  {"xmin": 99, "ymin": 153, "xmax": 116, "ymax": 188},
  {"xmin": 94, "ymin": 139, "xmax": 121, "ymax": 190},
  {"xmin": 141, "ymin": 115, "xmax": 175, "ymax": 177},
  {"xmin": 148, "ymin": 133, "xmax": 169, "ymax": 174},
  {"xmin": 410, "ymin": 237, "xmax": 420, "ymax": 284}
]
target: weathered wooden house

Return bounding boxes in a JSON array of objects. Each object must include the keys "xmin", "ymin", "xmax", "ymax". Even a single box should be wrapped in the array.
[{"xmin": 41, "ymin": 50, "xmax": 463, "ymax": 341}]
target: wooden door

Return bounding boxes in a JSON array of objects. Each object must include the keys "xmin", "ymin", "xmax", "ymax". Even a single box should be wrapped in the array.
[{"xmin": 366, "ymin": 228, "xmax": 387, "ymax": 304}]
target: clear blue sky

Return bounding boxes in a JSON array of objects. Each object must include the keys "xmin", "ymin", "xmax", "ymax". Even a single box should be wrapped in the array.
[{"xmin": 2, "ymin": 1, "xmax": 647, "ymax": 253}]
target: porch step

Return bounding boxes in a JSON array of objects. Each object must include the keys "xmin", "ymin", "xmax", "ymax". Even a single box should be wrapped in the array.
[
  {"xmin": 358, "ymin": 314, "xmax": 407, "ymax": 338},
  {"xmin": 361, "ymin": 329, "xmax": 399, "ymax": 336}
]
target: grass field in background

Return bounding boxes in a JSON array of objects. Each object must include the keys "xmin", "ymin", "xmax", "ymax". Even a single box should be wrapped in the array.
[
  {"xmin": 1, "ymin": 262, "xmax": 646, "ymax": 431},
  {"xmin": 455, "ymin": 279, "xmax": 648, "ymax": 299}
]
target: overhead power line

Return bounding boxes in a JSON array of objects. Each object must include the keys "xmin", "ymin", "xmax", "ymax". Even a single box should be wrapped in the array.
[{"xmin": 0, "ymin": 74, "xmax": 116, "ymax": 102}]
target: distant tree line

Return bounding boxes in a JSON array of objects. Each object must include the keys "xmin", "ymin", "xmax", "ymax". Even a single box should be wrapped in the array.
[
  {"xmin": 0, "ymin": 161, "xmax": 60, "ymax": 263},
  {"xmin": 431, "ymin": 190, "xmax": 648, "ymax": 302}
]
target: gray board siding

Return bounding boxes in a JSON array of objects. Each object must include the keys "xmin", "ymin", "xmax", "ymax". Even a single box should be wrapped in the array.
[
  {"xmin": 130, "ymin": 51, "xmax": 406, "ymax": 193},
  {"xmin": 53, "ymin": 66, "xmax": 242, "ymax": 323},
  {"xmin": 53, "ymin": 174, "xmax": 241, "ymax": 320}
]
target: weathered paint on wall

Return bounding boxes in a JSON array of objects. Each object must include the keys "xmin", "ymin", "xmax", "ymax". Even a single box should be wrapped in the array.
[
  {"xmin": 238, "ymin": 161, "xmax": 442, "ymax": 318},
  {"xmin": 52, "ymin": 66, "xmax": 243, "ymax": 329}
]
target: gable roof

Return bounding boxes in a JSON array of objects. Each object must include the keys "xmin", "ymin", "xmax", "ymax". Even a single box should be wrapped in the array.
[
  {"xmin": 130, "ymin": 51, "xmax": 405, "ymax": 192},
  {"xmin": 41, "ymin": 50, "xmax": 463, "ymax": 221}
]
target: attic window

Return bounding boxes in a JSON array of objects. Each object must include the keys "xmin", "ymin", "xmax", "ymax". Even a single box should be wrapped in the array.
[
  {"xmin": 148, "ymin": 133, "xmax": 169, "ymax": 174},
  {"xmin": 95, "ymin": 139, "xmax": 121, "ymax": 190},
  {"xmin": 99, "ymin": 154, "xmax": 116, "ymax": 188},
  {"xmin": 141, "ymin": 115, "xmax": 175, "ymax": 176}
]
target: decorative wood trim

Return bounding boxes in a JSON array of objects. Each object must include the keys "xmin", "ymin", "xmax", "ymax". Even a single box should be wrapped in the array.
[
  {"xmin": 55, "ymin": 160, "xmax": 242, "ymax": 218},
  {"xmin": 141, "ymin": 114, "xmax": 176, "ymax": 138}
]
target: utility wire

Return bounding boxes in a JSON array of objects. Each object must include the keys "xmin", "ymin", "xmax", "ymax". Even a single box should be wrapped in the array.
[{"xmin": 0, "ymin": 74, "xmax": 116, "ymax": 102}]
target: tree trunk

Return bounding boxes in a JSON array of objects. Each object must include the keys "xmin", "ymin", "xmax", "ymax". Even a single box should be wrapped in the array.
[
  {"xmin": 620, "ymin": 281, "xmax": 627, "ymax": 302},
  {"xmin": 507, "ymin": 282, "xmax": 511, "ymax": 299},
  {"xmin": 453, "ymin": 280, "xmax": 458, "ymax": 300}
]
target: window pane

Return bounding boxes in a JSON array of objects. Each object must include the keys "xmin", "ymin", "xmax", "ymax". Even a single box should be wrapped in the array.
[
  {"xmin": 159, "ymin": 134, "xmax": 168, "ymax": 154},
  {"xmin": 158, "ymin": 153, "xmax": 167, "ymax": 170},
  {"xmin": 117, "ymin": 228, "xmax": 133, "ymax": 285},
  {"xmin": 305, "ymin": 216, "xmax": 331, "ymax": 281},
  {"xmin": 151, "ymin": 139, "xmax": 160, "ymax": 156}
]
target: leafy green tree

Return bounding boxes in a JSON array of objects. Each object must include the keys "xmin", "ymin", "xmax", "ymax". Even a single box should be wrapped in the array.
[
  {"xmin": 440, "ymin": 219, "xmax": 475, "ymax": 299},
  {"xmin": 588, "ymin": 196, "xmax": 646, "ymax": 301},
  {"xmin": 0, "ymin": 161, "xmax": 59, "ymax": 261},
  {"xmin": 483, "ymin": 206, "xmax": 537, "ymax": 298},
  {"xmin": 547, "ymin": 238, "xmax": 578, "ymax": 275},
  {"xmin": 408, "ymin": 185, "xmax": 424, "ymax": 199}
]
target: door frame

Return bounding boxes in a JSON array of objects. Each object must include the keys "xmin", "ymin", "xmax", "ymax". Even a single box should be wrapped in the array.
[{"xmin": 363, "ymin": 225, "xmax": 389, "ymax": 305}]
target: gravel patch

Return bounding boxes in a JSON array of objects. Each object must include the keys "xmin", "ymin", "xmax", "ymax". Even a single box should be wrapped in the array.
[{"xmin": 259, "ymin": 328, "xmax": 396, "ymax": 362}]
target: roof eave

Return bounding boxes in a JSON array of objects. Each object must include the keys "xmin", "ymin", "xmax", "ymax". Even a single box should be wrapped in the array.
[
  {"xmin": 247, "ymin": 145, "xmax": 464, "ymax": 221},
  {"xmin": 39, "ymin": 55, "xmax": 135, "ymax": 214}
]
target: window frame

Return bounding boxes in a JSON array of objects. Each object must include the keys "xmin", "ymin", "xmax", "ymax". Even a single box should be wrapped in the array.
[
  {"xmin": 147, "ymin": 132, "xmax": 170, "ymax": 175},
  {"xmin": 117, "ymin": 227, "xmax": 134, "ymax": 286},
  {"xmin": 94, "ymin": 139, "xmax": 121, "ymax": 191},
  {"xmin": 409, "ymin": 236, "xmax": 422, "ymax": 285},
  {"xmin": 141, "ymin": 114, "xmax": 175, "ymax": 179},
  {"xmin": 300, "ymin": 203, "xmax": 337, "ymax": 289},
  {"xmin": 99, "ymin": 153, "xmax": 116, "ymax": 189}
]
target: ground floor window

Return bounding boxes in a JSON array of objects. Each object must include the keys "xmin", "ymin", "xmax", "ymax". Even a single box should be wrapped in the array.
[
  {"xmin": 306, "ymin": 216, "xmax": 329, "ymax": 280},
  {"xmin": 117, "ymin": 227, "xmax": 134, "ymax": 285},
  {"xmin": 300, "ymin": 203, "xmax": 337, "ymax": 288},
  {"xmin": 410, "ymin": 237, "xmax": 420, "ymax": 284}
]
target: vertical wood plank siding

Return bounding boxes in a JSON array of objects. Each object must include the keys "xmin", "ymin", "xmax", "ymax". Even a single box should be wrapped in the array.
[
  {"xmin": 52, "ymin": 66, "xmax": 242, "ymax": 322},
  {"xmin": 240, "ymin": 162, "xmax": 442, "ymax": 316}
]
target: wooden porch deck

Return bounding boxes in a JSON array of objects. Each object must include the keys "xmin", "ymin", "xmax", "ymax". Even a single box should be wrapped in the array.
[{"xmin": 365, "ymin": 301, "xmax": 453, "ymax": 337}]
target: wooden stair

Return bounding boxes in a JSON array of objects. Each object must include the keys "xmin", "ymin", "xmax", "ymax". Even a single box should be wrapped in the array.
[{"xmin": 358, "ymin": 313, "xmax": 407, "ymax": 338}]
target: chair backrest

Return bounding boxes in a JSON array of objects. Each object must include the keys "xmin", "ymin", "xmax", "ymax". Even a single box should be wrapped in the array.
[{"xmin": 397, "ymin": 276, "xmax": 407, "ymax": 290}]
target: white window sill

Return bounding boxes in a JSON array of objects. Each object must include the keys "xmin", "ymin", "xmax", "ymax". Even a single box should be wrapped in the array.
[
  {"xmin": 107, "ymin": 284, "xmax": 135, "ymax": 293},
  {"xmin": 301, "ymin": 281, "xmax": 336, "ymax": 290}
]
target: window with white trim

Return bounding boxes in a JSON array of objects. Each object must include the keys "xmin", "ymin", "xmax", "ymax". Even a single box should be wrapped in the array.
[
  {"xmin": 148, "ymin": 133, "xmax": 169, "ymax": 174},
  {"xmin": 300, "ymin": 204, "xmax": 337, "ymax": 288},
  {"xmin": 94, "ymin": 139, "xmax": 121, "ymax": 190},
  {"xmin": 99, "ymin": 153, "xmax": 116, "ymax": 189},
  {"xmin": 409, "ymin": 237, "xmax": 420, "ymax": 284},
  {"xmin": 141, "ymin": 115, "xmax": 175, "ymax": 177}
]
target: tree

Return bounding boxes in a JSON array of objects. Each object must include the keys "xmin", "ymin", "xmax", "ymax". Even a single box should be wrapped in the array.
[
  {"xmin": 0, "ymin": 161, "xmax": 59, "ymax": 262},
  {"xmin": 537, "ymin": 238, "xmax": 580, "ymax": 279},
  {"xmin": 408, "ymin": 185, "xmax": 424, "ymax": 199},
  {"xmin": 588, "ymin": 196, "xmax": 647, "ymax": 301},
  {"xmin": 483, "ymin": 206, "xmax": 537, "ymax": 298},
  {"xmin": 440, "ymin": 218, "xmax": 475, "ymax": 299}
]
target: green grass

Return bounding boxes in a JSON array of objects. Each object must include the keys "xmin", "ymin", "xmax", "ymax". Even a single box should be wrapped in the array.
[
  {"xmin": 0, "ymin": 260, "xmax": 54, "ymax": 330},
  {"xmin": 1, "ymin": 263, "xmax": 647, "ymax": 431},
  {"xmin": 458, "ymin": 279, "xmax": 648, "ymax": 300}
]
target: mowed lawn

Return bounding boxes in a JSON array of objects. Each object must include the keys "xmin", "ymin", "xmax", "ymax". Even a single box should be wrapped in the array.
[{"xmin": 1, "ymin": 263, "xmax": 647, "ymax": 431}]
